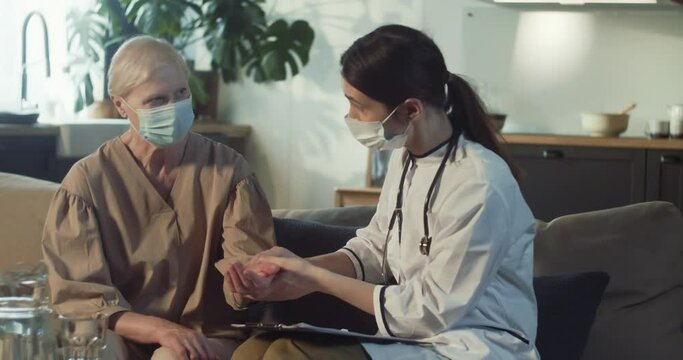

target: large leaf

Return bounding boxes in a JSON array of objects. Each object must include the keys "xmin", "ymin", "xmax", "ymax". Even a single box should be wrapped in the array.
[
  {"xmin": 98, "ymin": 0, "xmax": 137, "ymax": 37},
  {"xmin": 127, "ymin": 0, "xmax": 202, "ymax": 40},
  {"xmin": 74, "ymin": 73, "xmax": 95, "ymax": 113},
  {"xmin": 203, "ymin": 0, "xmax": 267, "ymax": 82},
  {"xmin": 188, "ymin": 70, "xmax": 209, "ymax": 106},
  {"xmin": 66, "ymin": 9, "xmax": 105, "ymax": 112},
  {"xmin": 245, "ymin": 19, "xmax": 314, "ymax": 82},
  {"xmin": 66, "ymin": 9, "xmax": 106, "ymax": 61}
]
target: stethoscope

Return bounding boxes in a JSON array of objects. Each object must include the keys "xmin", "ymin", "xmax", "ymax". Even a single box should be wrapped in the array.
[{"xmin": 380, "ymin": 137, "xmax": 457, "ymax": 285}]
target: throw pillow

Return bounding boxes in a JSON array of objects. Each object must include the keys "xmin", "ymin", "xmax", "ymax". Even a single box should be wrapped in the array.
[{"xmin": 534, "ymin": 271, "xmax": 610, "ymax": 360}]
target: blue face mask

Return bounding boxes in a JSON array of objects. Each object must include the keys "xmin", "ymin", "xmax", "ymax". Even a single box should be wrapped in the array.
[{"xmin": 123, "ymin": 97, "xmax": 195, "ymax": 148}]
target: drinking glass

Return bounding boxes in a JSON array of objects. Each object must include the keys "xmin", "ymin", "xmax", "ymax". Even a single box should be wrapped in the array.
[{"xmin": 58, "ymin": 313, "xmax": 107, "ymax": 360}]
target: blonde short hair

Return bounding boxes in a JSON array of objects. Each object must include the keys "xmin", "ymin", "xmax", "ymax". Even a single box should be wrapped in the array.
[{"xmin": 107, "ymin": 35, "xmax": 189, "ymax": 97}]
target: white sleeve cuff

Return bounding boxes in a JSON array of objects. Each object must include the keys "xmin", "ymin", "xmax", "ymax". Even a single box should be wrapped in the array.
[
  {"xmin": 373, "ymin": 285, "xmax": 395, "ymax": 337},
  {"xmin": 338, "ymin": 247, "xmax": 365, "ymax": 281}
]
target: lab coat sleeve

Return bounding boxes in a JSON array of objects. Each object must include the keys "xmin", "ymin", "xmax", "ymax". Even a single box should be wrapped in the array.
[
  {"xmin": 338, "ymin": 151, "xmax": 404, "ymax": 284},
  {"xmin": 42, "ymin": 188, "xmax": 132, "ymax": 319},
  {"xmin": 338, "ymin": 210, "xmax": 387, "ymax": 284},
  {"xmin": 374, "ymin": 181, "xmax": 512, "ymax": 338}
]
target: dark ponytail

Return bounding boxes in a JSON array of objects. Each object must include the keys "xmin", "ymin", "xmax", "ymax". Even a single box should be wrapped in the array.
[
  {"xmin": 445, "ymin": 73, "xmax": 522, "ymax": 182},
  {"xmin": 341, "ymin": 24, "xmax": 521, "ymax": 182}
]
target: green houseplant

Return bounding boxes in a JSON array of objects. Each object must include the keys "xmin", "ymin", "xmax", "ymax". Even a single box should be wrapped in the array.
[{"xmin": 66, "ymin": 0, "xmax": 315, "ymax": 113}]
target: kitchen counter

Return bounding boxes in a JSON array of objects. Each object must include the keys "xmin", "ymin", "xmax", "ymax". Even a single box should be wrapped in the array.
[
  {"xmin": 0, "ymin": 124, "xmax": 60, "ymax": 136},
  {"xmin": 499, "ymin": 134, "xmax": 683, "ymax": 150},
  {"xmin": 0, "ymin": 122, "xmax": 250, "ymax": 137},
  {"xmin": 0, "ymin": 122, "xmax": 252, "ymax": 157},
  {"xmin": 0, "ymin": 121, "xmax": 253, "ymax": 182}
]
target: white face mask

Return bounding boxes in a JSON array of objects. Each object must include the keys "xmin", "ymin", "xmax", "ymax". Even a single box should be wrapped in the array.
[
  {"xmin": 122, "ymin": 97, "xmax": 195, "ymax": 148},
  {"xmin": 344, "ymin": 106, "xmax": 409, "ymax": 150}
]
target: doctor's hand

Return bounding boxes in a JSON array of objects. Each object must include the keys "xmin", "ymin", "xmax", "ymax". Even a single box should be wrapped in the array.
[
  {"xmin": 245, "ymin": 246, "xmax": 298, "ymax": 277},
  {"xmin": 243, "ymin": 250, "xmax": 325, "ymax": 301},
  {"xmin": 222, "ymin": 247, "xmax": 290, "ymax": 296},
  {"xmin": 224, "ymin": 247, "xmax": 320, "ymax": 302}
]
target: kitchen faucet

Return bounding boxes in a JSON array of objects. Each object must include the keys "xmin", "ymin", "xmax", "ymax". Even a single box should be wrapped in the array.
[{"xmin": 21, "ymin": 11, "xmax": 51, "ymax": 110}]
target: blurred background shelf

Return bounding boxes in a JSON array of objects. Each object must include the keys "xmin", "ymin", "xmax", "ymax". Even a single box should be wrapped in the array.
[
  {"xmin": 0, "ymin": 122, "xmax": 251, "ymax": 183},
  {"xmin": 338, "ymin": 134, "xmax": 683, "ymax": 221}
]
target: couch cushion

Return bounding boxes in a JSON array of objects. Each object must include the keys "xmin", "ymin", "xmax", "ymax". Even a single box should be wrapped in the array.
[
  {"xmin": 534, "ymin": 201, "xmax": 683, "ymax": 360},
  {"xmin": 534, "ymin": 272, "xmax": 609, "ymax": 360},
  {"xmin": 0, "ymin": 172, "xmax": 58, "ymax": 269}
]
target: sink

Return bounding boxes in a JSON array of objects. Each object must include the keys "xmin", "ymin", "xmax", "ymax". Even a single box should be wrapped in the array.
[
  {"xmin": 0, "ymin": 112, "xmax": 39, "ymax": 125},
  {"xmin": 56, "ymin": 119, "xmax": 129, "ymax": 157}
]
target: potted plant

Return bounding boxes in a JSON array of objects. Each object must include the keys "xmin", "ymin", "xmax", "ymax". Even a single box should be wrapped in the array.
[{"xmin": 66, "ymin": 0, "xmax": 315, "ymax": 118}]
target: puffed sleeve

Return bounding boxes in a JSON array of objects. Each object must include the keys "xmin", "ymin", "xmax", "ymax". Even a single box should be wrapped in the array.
[
  {"xmin": 215, "ymin": 173, "xmax": 276, "ymax": 310},
  {"xmin": 338, "ymin": 150, "xmax": 403, "ymax": 284},
  {"xmin": 374, "ymin": 181, "xmax": 514, "ymax": 338},
  {"xmin": 41, "ymin": 188, "xmax": 131, "ymax": 318}
]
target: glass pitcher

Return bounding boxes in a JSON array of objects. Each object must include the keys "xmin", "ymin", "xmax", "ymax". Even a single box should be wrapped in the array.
[{"xmin": 0, "ymin": 262, "xmax": 58, "ymax": 359}]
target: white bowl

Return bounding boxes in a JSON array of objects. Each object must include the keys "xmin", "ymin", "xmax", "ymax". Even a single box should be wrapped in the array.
[{"xmin": 581, "ymin": 112, "xmax": 629, "ymax": 137}]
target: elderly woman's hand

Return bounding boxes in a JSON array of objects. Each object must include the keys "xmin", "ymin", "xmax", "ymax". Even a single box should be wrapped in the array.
[
  {"xmin": 223, "ymin": 247, "xmax": 321, "ymax": 302},
  {"xmin": 154, "ymin": 321, "xmax": 219, "ymax": 360}
]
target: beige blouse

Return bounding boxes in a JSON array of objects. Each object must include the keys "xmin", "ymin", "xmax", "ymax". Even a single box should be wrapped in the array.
[{"xmin": 41, "ymin": 132, "xmax": 275, "ymax": 335}]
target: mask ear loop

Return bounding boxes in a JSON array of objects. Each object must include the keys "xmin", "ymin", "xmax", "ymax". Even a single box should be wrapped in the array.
[
  {"xmin": 117, "ymin": 97, "xmax": 141, "ymax": 133},
  {"xmin": 381, "ymin": 105, "xmax": 401, "ymax": 124}
]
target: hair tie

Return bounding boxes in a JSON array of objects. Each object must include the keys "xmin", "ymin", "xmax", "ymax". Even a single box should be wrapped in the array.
[{"xmin": 447, "ymin": 72, "xmax": 459, "ymax": 84}]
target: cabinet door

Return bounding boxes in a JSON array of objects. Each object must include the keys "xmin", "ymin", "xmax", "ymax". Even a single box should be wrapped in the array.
[
  {"xmin": 200, "ymin": 133, "xmax": 246, "ymax": 156},
  {"xmin": 509, "ymin": 144, "xmax": 646, "ymax": 221},
  {"xmin": 646, "ymin": 150, "xmax": 683, "ymax": 210},
  {"xmin": 0, "ymin": 136, "xmax": 56, "ymax": 181}
]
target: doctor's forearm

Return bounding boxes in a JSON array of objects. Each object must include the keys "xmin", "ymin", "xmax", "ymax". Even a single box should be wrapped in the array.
[
  {"xmin": 313, "ymin": 267, "xmax": 375, "ymax": 315},
  {"xmin": 308, "ymin": 252, "xmax": 357, "ymax": 278}
]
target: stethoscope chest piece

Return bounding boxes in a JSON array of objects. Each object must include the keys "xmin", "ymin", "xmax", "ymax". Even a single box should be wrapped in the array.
[{"xmin": 419, "ymin": 236, "xmax": 432, "ymax": 256}]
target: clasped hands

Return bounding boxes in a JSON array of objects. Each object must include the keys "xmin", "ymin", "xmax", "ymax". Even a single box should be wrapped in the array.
[{"xmin": 223, "ymin": 247, "xmax": 320, "ymax": 302}]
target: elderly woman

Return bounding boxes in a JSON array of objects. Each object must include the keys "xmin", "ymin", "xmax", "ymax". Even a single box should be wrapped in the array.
[{"xmin": 41, "ymin": 36, "xmax": 275, "ymax": 359}]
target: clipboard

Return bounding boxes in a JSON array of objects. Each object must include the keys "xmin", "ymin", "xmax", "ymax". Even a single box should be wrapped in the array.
[{"xmin": 229, "ymin": 322, "xmax": 441, "ymax": 345}]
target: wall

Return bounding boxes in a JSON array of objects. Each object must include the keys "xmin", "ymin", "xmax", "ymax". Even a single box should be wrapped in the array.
[
  {"xmin": 459, "ymin": 5, "xmax": 683, "ymax": 136},
  {"xmin": 217, "ymin": 0, "xmax": 427, "ymax": 210},
  {"xmin": 218, "ymin": 0, "xmax": 683, "ymax": 209}
]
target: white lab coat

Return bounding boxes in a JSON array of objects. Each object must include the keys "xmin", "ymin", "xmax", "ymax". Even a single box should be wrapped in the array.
[{"xmin": 339, "ymin": 135, "xmax": 539, "ymax": 360}]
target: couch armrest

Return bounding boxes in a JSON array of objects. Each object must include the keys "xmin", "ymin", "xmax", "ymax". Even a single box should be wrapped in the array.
[{"xmin": 0, "ymin": 172, "xmax": 59, "ymax": 270}]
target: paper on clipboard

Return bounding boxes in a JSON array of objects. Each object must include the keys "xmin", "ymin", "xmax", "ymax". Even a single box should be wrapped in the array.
[{"xmin": 229, "ymin": 322, "xmax": 442, "ymax": 346}]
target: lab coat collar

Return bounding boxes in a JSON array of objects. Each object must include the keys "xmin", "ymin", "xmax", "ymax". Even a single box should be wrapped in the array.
[{"xmin": 408, "ymin": 134, "xmax": 467, "ymax": 165}]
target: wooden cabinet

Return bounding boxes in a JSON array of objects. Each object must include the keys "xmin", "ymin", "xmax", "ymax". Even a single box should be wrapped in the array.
[
  {"xmin": 0, "ymin": 135, "xmax": 56, "ymax": 181},
  {"xmin": 509, "ymin": 144, "xmax": 646, "ymax": 221},
  {"xmin": 646, "ymin": 150, "xmax": 683, "ymax": 209},
  {"xmin": 335, "ymin": 187, "xmax": 381, "ymax": 207},
  {"xmin": 192, "ymin": 123, "xmax": 250, "ymax": 156},
  {"xmin": 504, "ymin": 135, "xmax": 683, "ymax": 221}
]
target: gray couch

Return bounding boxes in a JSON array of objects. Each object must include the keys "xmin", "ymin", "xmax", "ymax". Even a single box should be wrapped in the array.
[{"xmin": 2, "ymin": 171, "xmax": 682, "ymax": 359}]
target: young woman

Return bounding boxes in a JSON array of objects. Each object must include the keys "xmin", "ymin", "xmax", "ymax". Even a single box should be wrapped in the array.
[{"xmin": 226, "ymin": 24, "xmax": 539, "ymax": 360}]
